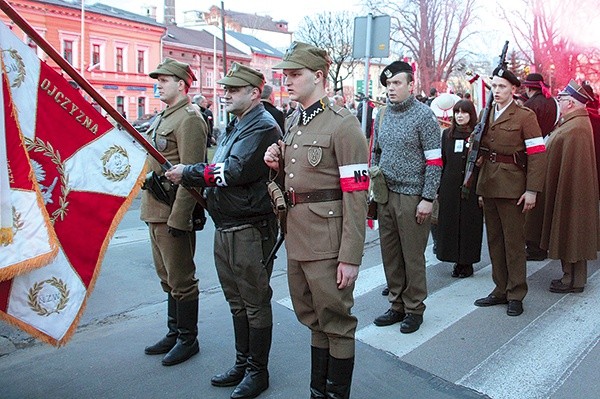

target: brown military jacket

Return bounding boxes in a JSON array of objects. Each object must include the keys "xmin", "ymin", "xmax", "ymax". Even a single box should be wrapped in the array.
[
  {"xmin": 140, "ymin": 97, "xmax": 207, "ymax": 230},
  {"xmin": 476, "ymin": 101, "xmax": 547, "ymax": 199},
  {"xmin": 283, "ymin": 97, "xmax": 369, "ymax": 265}
]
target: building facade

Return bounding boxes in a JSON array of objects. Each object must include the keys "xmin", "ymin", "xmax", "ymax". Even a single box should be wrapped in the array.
[{"xmin": 1, "ymin": 0, "xmax": 164, "ymax": 120}]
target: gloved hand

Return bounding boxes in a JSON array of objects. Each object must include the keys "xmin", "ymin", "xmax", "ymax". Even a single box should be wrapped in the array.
[{"xmin": 168, "ymin": 226, "xmax": 186, "ymax": 237}]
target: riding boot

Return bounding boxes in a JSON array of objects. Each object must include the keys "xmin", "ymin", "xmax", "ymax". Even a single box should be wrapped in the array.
[
  {"xmin": 162, "ymin": 298, "xmax": 199, "ymax": 366},
  {"xmin": 145, "ymin": 293, "xmax": 177, "ymax": 355},
  {"xmin": 310, "ymin": 346, "xmax": 329, "ymax": 399},
  {"xmin": 325, "ymin": 355, "xmax": 354, "ymax": 399},
  {"xmin": 211, "ymin": 315, "xmax": 250, "ymax": 387},
  {"xmin": 230, "ymin": 325, "xmax": 272, "ymax": 399}
]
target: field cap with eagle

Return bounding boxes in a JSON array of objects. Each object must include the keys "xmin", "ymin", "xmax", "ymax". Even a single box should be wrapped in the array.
[
  {"xmin": 217, "ymin": 62, "xmax": 265, "ymax": 90},
  {"xmin": 149, "ymin": 58, "xmax": 196, "ymax": 87},
  {"xmin": 273, "ymin": 41, "xmax": 332, "ymax": 74}
]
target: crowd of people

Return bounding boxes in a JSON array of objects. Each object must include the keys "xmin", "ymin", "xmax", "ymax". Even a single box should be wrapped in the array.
[{"xmin": 139, "ymin": 44, "xmax": 599, "ymax": 399}]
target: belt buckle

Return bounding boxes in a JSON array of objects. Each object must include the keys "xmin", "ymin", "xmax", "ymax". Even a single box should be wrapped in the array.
[
  {"xmin": 286, "ymin": 189, "xmax": 296, "ymax": 207},
  {"xmin": 489, "ymin": 152, "xmax": 497, "ymax": 163}
]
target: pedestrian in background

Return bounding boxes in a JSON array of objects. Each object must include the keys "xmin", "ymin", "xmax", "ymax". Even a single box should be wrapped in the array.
[
  {"xmin": 141, "ymin": 58, "xmax": 207, "ymax": 366},
  {"xmin": 261, "ymin": 84, "xmax": 285, "ymax": 133},
  {"xmin": 521, "ymin": 73, "xmax": 559, "ymax": 262},
  {"xmin": 264, "ymin": 41, "xmax": 369, "ymax": 399},
  {"xmin": 541, "ymin": 80, "xmax": 599, "ymax": 294},
  {"xmin": 436, "ymin": 99, "xmax": 483, "ymax": 278},
  {"xmin": 473, "ymin": 67, "xmax": 546, "ymax": 317},
  {"xmin": 167, "ymin": 62, "xmax": 281, "ymax": 399},
  {"xmin": 371, "ymin": 61, "xmax": 442, "ymax": 334}
]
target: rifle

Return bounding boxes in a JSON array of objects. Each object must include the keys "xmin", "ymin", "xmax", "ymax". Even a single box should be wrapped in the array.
[{"xmin": 461, "ymin": 41, "xmax": 510, "ymax": 199}]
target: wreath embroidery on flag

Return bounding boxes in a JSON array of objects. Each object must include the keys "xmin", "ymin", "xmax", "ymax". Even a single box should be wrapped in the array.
[{"xmin": 27, "ymin": 277, "xmax": 70, "ymax": 316}]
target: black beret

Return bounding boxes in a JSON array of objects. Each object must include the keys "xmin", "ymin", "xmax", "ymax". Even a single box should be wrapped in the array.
[
  {"xmin": 380, "ymin": 61, "xmax": 413, "ymax": 87},
  {"xmin": 492, "ymin": 66, "xmax": 521, "ymax": 87}
]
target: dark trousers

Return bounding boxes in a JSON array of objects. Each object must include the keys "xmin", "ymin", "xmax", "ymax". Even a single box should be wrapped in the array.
[
  {"xmin": 483, "ymin": 197, "xmax": 528, "ymax": 301},
  {"xmin": 214, "ymin": 219, "xmax": 277, "ymax": 329}
]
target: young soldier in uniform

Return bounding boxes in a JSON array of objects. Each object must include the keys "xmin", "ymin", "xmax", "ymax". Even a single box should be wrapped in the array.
[
  {"xmin": 264, "ymin": 42, "xmax": 369, "ymax": 399},
  {"xmin": 141, "ymin": 58, "xmax": 207, "ymax": 365},
  {"xmin": 474, "ymin": 67, "xmax": 546, "ymax": 316},
  {"xmin": 167, "ymin": 63, "xmax": 281, "ymax": 399}
]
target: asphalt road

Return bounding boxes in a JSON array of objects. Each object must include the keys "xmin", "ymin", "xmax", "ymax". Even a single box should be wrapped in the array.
[{"xmin": 0, "ymin": 197, "xmax": 598, "ymax": 399}]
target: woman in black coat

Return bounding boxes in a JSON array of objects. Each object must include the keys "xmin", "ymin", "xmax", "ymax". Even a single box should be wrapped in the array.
[{"xmin": 436, "ymin": 100, "xmax": 483, "ymax": 277}]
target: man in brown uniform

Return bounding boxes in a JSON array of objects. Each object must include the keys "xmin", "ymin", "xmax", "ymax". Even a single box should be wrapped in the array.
[
  {"xmin": 542, "ymin": 80, "xmax": 599, "ymax": 293},
  {"xmin": 141, "ymin": 58, "xmax": 207, "ymax": 366},
  {"xmin": 474, "ymin": 66, "xmax": 546, "ymax": 317},
  {"xmin": 264, "ymin": 42, "xmax": 369, "ymax": 399}
]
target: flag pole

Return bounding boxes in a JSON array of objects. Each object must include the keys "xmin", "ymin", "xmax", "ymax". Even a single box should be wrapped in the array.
[{"xmin": 0, "ymin": 0, "xmax": 206, "ymax": 208}]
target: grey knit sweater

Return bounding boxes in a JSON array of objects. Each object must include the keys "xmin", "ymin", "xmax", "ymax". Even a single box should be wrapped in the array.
[{"xmin": 372, "ymin": 95, "xmax": 442, "ymax": 200}]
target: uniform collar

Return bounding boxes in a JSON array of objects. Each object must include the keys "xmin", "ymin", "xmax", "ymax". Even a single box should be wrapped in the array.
[
  {"xmin": 559, "ymin": 107, "xmax": 590, "ymax": 127},
  {"xmin": 299, "ymin": 96, "xmax": 328, "ymax": 126},
  {"xmin": 163, "ymin": 97, "xmax": 190, "ymax": 118}
]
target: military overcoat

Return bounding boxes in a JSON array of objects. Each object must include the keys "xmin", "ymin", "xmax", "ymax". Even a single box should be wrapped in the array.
[{"xmin": 541, "ymin": 108, "xmax": 600, "ymax": 261}]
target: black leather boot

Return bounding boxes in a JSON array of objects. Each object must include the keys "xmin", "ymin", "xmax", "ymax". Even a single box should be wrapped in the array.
[
  {"xmin": 310, "ymin": 346, "xmax": 329, "ymax": 399},
  {"xmin": 211, "ymin": 315, "xmax": 249, "ymax": 387},
  {"xmin": 230, "ymin": 325, "xmax": 272, "ymax": 399},
  {"xmin": 145, "ymin": 293, "xmax": 177, "ymax": 355},
  {"xmin": 325, "ymin": 356, "xmax": 354, "ymax": 399},
  {"xmin": 162, "ymin": 298, "xmax": 199, "ymax": 366}
]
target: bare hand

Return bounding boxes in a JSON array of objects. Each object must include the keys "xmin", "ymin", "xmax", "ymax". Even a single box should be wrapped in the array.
[
  {"xmin": 415, "ymin": 200, "xmax": 432, "ymax": 224},
  {"xmin": 517, "ymin": 191, "xmax": 537, "ymax": 213},
  {"xmin": 337, "ymin": 262, "xmax": 359, "ymax": 289},
  {"xmin": 264, "ymin": 140, "xmax": 285, "ymax": 171},
  {"xmin": 165, "ymin": 164, "xmax": 185, "ymax": 184}
]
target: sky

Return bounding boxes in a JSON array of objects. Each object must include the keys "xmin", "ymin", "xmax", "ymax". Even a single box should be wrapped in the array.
[{"xmin": 96, "ymin": 0, "xmax": 366, "ymax": 31}]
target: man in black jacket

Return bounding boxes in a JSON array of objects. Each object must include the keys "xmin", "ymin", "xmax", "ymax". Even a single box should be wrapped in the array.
[
  {"xmin": 166, "ymin": 62, "xmax": 281, "ymax": 399},
  {"xmin": 260, "ymin": 84, "xmax": 285, "ymax": 133}
]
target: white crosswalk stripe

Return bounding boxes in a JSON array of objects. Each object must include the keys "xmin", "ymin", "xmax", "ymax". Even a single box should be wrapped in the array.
[{"xmin": 276, "ymin": 242, "xmax": 600, "ymax": 399}]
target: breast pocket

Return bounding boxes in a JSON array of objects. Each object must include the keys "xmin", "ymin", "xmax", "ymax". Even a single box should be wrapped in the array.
[
  {"xmin": 155, "ymin": 128, "xmax": 176, "ymax": 153},
  {"xmin": 495, "ymin": 125, "xmax": 522, "ymax": 152},
  {"xmin": 301, "ymin": 134, "xmax": 332, "ymax": 169}
]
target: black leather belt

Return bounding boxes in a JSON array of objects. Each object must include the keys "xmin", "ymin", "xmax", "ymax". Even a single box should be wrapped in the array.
[
  {"xmin": 285, "ymin": 189, "xmax": 342, "ymax": 207},
  {"xmin": 480, "ymin": 148, "xmax": 516, "ymax": 164}
]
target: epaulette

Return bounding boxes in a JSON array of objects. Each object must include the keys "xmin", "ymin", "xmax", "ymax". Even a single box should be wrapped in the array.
[{"xmin": 329, "ymin": 103, "xmax": 352, "ymax": 118}]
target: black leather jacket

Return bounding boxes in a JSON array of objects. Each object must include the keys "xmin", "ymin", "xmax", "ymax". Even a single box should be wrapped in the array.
[{"xmin": 182, "ymin": 103, "xmax": 281, "ymax": 229}]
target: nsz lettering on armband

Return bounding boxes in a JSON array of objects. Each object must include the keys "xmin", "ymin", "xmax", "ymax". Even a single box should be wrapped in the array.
[
  {"xmin": 339, "ymin": 164, "xmax": 369, "ymax": 192},
  {"xmin": 40, "ymin": 78, "xmax": 99, "ymax": 135},
  {"xmin": 204, "ymin": 162, "xmax": 228, "ymax": 187}
]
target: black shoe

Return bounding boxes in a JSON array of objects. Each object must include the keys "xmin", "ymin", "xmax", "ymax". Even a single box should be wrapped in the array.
[
  {"xmin": 145, "ymin": 293, "xmax": 178, "ymax": 355},
  {"xmin": 474, "ymin": 294, "xmax": 508, "ymax": 307},
  {"xmin": 526, "ymin": 253, "xmax": 547, "ymax": 261},
  {"xmin": 400, "ymin": 314, "xmax": 423, "ymax": 334},
  {"xmin": 549, "ymin": 281, "xmax": 584, "ymax": 293},
  {"xmin": 211, "ymin": 315, "xmax": 249, "ymax": 387},
  {"xmin": 373, "ymin": 309, "xmax": 404, "ymax": 327},
  {"xmin": 381, "ymin": 286, "xmax": 389, "ymax": 296},
  {"xmin": 458, "ymin": 264, "xmax": 473, "ymax": 278},
  {"xmin": 230, "ymin": 326, "xmax": 272, "ymax": 399},
  {"xmin": 162, "ymin": 298, "xmax": 199, "ymax": 366},
  {"xmin": 507, "ymin": 300, "xmax": 523, "ymax": 316}
]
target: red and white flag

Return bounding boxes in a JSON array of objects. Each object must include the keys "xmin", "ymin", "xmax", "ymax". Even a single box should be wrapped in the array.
[
  {"xmin": 0, "ymin": 21, "xmax": 146, "ymax": 346},
  {"xmin": 0, "ymin": 62, "xmax": 58, "ymax": 279}
]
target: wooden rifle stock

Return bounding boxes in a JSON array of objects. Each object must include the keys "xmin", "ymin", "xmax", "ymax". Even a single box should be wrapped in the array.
[
  {"xmin": 0, "ymin": 0, "xmax": 207, "ymax": 209},
  {"xmin": 461, "ymin": 41, "xmax": 510, "ymax": 199}
]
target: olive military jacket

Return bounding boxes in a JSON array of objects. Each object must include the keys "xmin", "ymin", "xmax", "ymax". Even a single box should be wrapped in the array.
[
  {"xmin": 476, "ymin": 101, "xmax": 547, "ymax": 199},
  {"xmin": 282, "ymin": 98, "xmax": 369, "ymax": 265},
  {"xmin": 140, "ymin": 97, "xmax": 207, "ymax": 230}
]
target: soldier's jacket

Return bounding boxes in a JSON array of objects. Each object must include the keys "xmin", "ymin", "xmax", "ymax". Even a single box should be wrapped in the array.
[
  {"xmin": 283, "ymin": 97, "xmax": 369, "ymax": 265},
  {"xmin": 476, "ymin": 101, "xmax": 547, "ymax": 199},
  {"xmin": 140, "ymin": 97, "xmax": 207, "ymax": 230}
]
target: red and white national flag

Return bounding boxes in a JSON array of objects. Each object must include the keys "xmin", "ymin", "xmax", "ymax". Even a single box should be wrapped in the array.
[
  {"xmin": 0, "ymin": 21, "xmax": 146, "ymax": 346},
  {"xmin": 0, "ymin": 62, "xmax": 58, "ymax": 279}
]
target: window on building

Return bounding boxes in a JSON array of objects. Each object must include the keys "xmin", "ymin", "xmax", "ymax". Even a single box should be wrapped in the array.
[
  {"xmin": 137, "ymin": 97, "xmax": 145, "ymax": 118},
  {"xmin": 92, "ymin": 44, "xmax": 100, "ymax": 66},
  {"xmin": 63, "ymin": 40, "xmax": 73, "ymax": 64},
  {"xmin": 205, "ymin": 70, "xmax": 214, "ymax": 88},
  {"xmin": 116, "ymin": 96, "xmax": 125, "ymax": 118},
  {"xmin": 137, "ymin": 50, "xmax": 145, "ymax": 74},
  {"xmin": 116, "ymin": 47, "xmax": 124, "ymax": 72}
]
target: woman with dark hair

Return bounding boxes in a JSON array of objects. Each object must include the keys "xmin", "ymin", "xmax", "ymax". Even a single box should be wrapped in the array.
[{"xmin": 436, "ymin": 100, "xmax": 484, "ymax": 278}]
